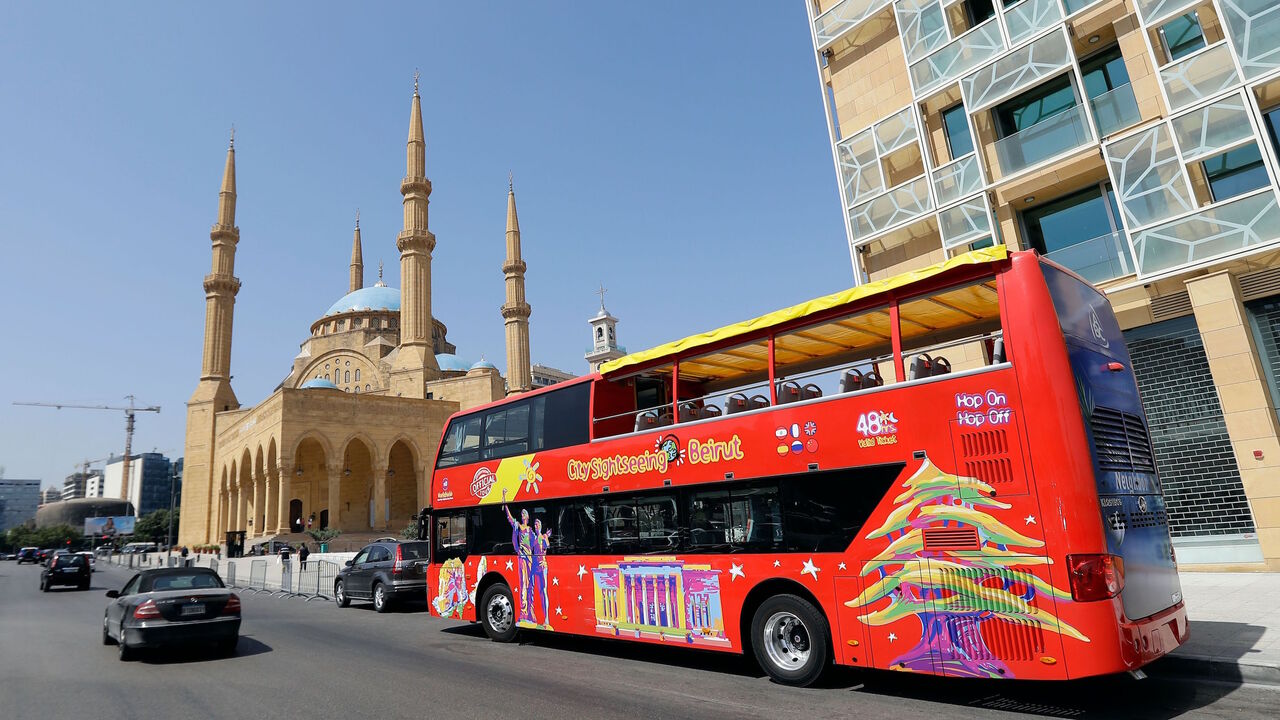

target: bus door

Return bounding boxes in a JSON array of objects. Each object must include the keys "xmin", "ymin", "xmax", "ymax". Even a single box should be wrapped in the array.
[{"xmin": 832, "ymin": 574, "xmax": 871, "ymax": 669}]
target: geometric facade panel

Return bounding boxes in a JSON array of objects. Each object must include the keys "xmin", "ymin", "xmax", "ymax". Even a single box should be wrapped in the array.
[
  {"xmin": 1105, "ymin": 123, "xmax": 1195, "ymax": 230},
  {"xmin": 814, "ymin": 0, "xmax": 893, "ymax": 47},
  {"xmin": 1132, "ymin": 189, "xmax": 1280, "ymax": 276},
  {"xmin": 1160, "ymin": 42, "xmax": 1242, "ymax": 113},
  {"xmin": 1004, "ymin": 0, "xmax": 1064, "ymax": 47},
  {"xmin": 931, "ymin": 153, "xmax": 983, "ymax": 207},
  {"xmin": 1219, "ymin": 0, "xmax": 1280, "ymax": 80},
  {"xmin": 895, "ymin": 0, "xmax": 948, "ymax": 64},
  {"xmin": 963, "ymin": 28, "xmax": 1072, "ymax": 112},
  {"xmin": 848, "ymin": 175, "xmax": 934, "ymax": 239},
  {"xmin": 910, "ymin": 18, "xmax": 1005, "ymax": 97},
  {"xmin": 1169, "ymin": 93, "xmax": 1256, "ymax": 162}
]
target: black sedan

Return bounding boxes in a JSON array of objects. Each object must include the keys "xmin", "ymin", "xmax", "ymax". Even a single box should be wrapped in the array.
[
  {"xmin": 102, "ymin": 567, "xmax": 241, "ymax": 661},
  {"xmin": 41, "ymin": 553, "xmax": 90, "ymax": 591}
]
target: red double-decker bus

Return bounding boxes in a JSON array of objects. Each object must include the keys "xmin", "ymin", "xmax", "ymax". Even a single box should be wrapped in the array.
[{"xmin": 422, "ymin": 246, "xmax": 1187, "ymax": 686}]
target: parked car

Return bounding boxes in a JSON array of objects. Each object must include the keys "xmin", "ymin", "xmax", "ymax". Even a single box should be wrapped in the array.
[
  {"xmin": 249, "ymin": 539, "xmax": 293, "ymax": 555},
  {"xmin": 102, "ymin": 567, "xmax": 241, "ymax": 661},
  {"xmin": 77, "ymin": 551, "xmax": 97, "ymax": 571},
  {"xmin": 16, "ymin": 547, "xmax": 39, "ymax": 564},
  {"xmin": 41, "ymin": 553, "xmax": 91, "ymax": 591},
  {"xmin": 334, "ymin": 540, "xmax": 429, "ymax": 613},
  {"xmin": 121, "ymin": 543, "xmax": 159, "ymax": 554}
]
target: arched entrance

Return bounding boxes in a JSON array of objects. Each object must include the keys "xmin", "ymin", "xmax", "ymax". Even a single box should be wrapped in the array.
[
  {"xmin": 294, "ymin": 436, "xmax": 329, "ymax": 535},
  {"xmin": 289, "ymin": 499, "xmax": 303, "ymax": 531},
  {"xmin": 340, "ymin": 438, "xmax": 375, "ymax": 532},
  {"xmin": 387, "ymin": 440, "xmax": 418, "ymax": 533}
]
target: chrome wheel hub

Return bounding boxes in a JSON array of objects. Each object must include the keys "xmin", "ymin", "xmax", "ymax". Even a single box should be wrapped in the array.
[
  {"xmin": 763, "ymin": 611, "xmax": 811, "ymax": 671},
  {"xmin": 488, "ymin": 593, "xmax": 514, "ymax": 633}
]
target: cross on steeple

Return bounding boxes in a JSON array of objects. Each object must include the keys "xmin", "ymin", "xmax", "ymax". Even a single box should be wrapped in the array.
[{"xmin": 596, "ymin": 283, "xmax": 607, "ymax": 311}]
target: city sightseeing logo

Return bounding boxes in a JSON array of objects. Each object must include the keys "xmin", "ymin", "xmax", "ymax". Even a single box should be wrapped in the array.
[{"xmin": 470, "ymin": 466, "xmax": 498, "ymax": 499}]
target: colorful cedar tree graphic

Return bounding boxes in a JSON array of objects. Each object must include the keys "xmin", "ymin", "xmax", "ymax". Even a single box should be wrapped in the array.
[{"xmin": 846, "ymin": 459, "xmax": 1088, "ymax": 678}]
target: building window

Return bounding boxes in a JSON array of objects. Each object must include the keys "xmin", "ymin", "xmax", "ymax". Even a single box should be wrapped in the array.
[
  {"xmin": 994, "ymin": 75, "xmax": 1076, "ymax": 139},
  {"xmin": 365, "ymin": 384, "xmax": 370, "ymax": 391},
  {"xmin": 965, "ymin": 0, "xmax": 996, "ymax": 28},
  {"xmin": 1159, "ymin": 13, "xmax": 1206, "ymax": 62},
  {"xmin": 1081, "ymin": 45, "xmax": 1139, "ymax": 137},
  {"xmin": 353, "ymin": 318, "xmax": 362, "ymax": 328},
  {"xmin": 1020, "ymin": 183, "xmax": 1133, "ymax": 284},
  {"xmin": 941, "ymin": 103, "xmax": 974, "ymax": 160},
  {"xmin": 1203, "ymin": 143, "xmax": 1269, "ymax": 202},
  {"xmin": 344, "ymin": 370, "xmax": 351, "ymax": 383},
  {"xmin": 355, "ymin": 369, "xmax": 361, "ymax": 381}
]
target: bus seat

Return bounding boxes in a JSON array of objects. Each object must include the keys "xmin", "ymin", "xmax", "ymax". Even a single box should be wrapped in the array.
[
  {"xmin": 725, "ymin": 393, "xmax": 749, "ymax": 414},
  {"xmin": 634, "ymin": 410, "xmax": 658, "ymax": 433},
  {"xmin": 656, "ymin": 412, "xmax": 674, "ymax": 427},
  {"xmin": 748, "ymin": 395, "xmax": 770, "ymax": 410},
  {"xmin": 839, "ymin": 368, "xmax": 863, "ymax": 393},
  {"xmin": 678, "ymin": 402, "xmax": 700, "ymax": 424},
  {"xmin": 992, "ymin": 338, "xmax": 1006, "ymax": 364},
  {"xmin": 909, "ymin": 353, "xmax": 932, "ymax": 380},
  {"xmin": 864, "ymin": 370, "xmax": 883, "ymax": 388},
  {"xmin": 777, "ymin": 381, "xmax": 802, "ymax": 404},
  {"xmin": 932, "ymin": 356, "xmax": 952, "ymax": 376},
  {"xmin": 699, "ymin": 404, "xmax": 723, "ymax": 420},
  {"xmin": 801, "ymin": 383, "xmax": 822, "ymax": 400}
]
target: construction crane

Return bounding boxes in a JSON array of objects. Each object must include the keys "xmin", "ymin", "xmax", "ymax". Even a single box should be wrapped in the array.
[
  {"xmin": 72, "ymin": 455, "xmax": 113, "ymax": 497},
  {"xmin": 13, "ymin": 395, "xmax": 160, "ymax": 506}
]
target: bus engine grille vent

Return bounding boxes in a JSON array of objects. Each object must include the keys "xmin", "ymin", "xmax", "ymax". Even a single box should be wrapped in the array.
[
  {"xmin": 1089, "ymin": 407, "xmax": 1155, "ymax": 473},
  {"xmin": 923, "ymin": 526, "xmax": 980, "ymax": 550},
  {"xmin": 959, "ymin": 428, "xmax": 1014, "ymax": 485},
  {"xmin": 937, "ymin": 566, "xmax": 1045, "ymax": 661}
]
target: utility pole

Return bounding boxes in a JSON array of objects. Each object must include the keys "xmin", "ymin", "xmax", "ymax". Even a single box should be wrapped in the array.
[
  {"xmin": 14, "ymin": 396, "xmax": 160, "ymax": 508},
  {"xmin": 166, "ymin": 462, "xmax": 177, "ymax": 561}
]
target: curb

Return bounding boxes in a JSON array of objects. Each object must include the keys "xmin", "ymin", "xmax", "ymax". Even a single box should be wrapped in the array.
[{"xmin": 1152, "ymin": 653, "xmax": 1280, "ymax": 687}]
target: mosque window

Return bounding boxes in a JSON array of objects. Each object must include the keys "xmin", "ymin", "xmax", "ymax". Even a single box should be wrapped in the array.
[
  {"xmin": 365, "ymin": 384, "xmax": 370, "ymax": 391},
  {"xmin": 354, "ymin": 386, "xmax": 360, "ymax": 394},
  {"xmin": 325, "ymin": 373, "xmax": 330, "ymax": 381},
  {"xmin": 353, "ymin": 318, "xmax": 362, "ymax": 328},
  {"xmin": 355, "ymin": 369, "xmax": 361, "ymax": 381},
  {"xmin": 325, "ymin": 363, "xmax": 330, "ymax": 370},
  {"xmin": 345, "ymin": 370, "xmax": 350, "ymax": 383},
  {"xmin": 337, "ymin": 320, "xmax": 345, "ymax": 331}
]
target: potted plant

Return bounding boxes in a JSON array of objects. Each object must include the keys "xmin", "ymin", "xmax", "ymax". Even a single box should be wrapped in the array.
[{"xmin": 306, "ymin": 528, "xmax": 340, "ymax": 553}]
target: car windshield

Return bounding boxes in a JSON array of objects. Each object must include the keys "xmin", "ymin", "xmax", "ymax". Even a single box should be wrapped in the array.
[
  {"xmin": 399, "ymin": 542, "xmax": 429, "ymax": 560},
  {"xmin": 142, "ymin": 572, "xmax": 224, "ymax": 591}
]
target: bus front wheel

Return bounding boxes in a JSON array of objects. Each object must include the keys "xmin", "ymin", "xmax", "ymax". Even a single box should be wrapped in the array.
[
  {"xmin": 750, "ymin": 594, "xmax": 830, "ymax": 687},
  {"xmin": 480, "ymin": 583, "xmax": 518, "ymax": 643}
]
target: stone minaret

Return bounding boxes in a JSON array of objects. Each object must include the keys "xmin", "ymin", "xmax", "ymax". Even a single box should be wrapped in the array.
[
  {"xmin": 180, "ymin": 133, "xmax": 243, "ymax": 545},
  {"xmin": 349, "ymin": 210, "xmax": 363, "ymax": 293},
  {"xmin": 502, "ymin": 177, "xmax": 532, "ymax": 394},
  {"xmin": 390, "ymin": 74, "xmax": 440, "ymax": 396}
]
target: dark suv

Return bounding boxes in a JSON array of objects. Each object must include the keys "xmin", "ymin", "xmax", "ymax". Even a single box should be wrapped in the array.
[
  {"xmin": 41, "ymin": 553, "xmax": 91, "ymax": 591},
  {"xmin": 334, "ymin": 541, "xmax": 428, "ymax": 613}
]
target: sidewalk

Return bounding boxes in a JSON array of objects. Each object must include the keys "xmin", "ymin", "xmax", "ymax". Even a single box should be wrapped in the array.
[{"xmin": 1160, "ymin": 572, "xmax": 1280, "ymax": 685}]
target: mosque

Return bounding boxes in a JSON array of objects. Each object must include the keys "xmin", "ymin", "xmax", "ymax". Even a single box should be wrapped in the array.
[{"xmin": 178, "ymin": 80, "xmax": 540, "ymax": 547}]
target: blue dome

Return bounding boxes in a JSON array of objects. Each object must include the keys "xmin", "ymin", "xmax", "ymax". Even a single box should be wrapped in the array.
[
  {"xmin": 470, "ymin": 359, "xmax": 496, "ymax": 371},
  {"xmin": 436, "ymin": 353, "xmax": 471, "ymax": 372},
  {"xmin": 325, "ymin": 285, "xmax": 400, "ymax": 316},
  {"xmin": 301, "ymin": 378, "xmax": 339, "ymax": 390}
]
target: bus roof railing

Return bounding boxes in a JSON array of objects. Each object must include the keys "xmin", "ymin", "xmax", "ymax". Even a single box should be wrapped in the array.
[{"xmin": 599, "ymin": 245, "xmax": 1009, "ymax": 381}]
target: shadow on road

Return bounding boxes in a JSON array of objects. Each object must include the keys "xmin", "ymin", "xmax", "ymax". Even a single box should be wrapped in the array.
[
  {"xmin": 342, "ymin": 599, "xmax": 430, "ymax": 614},
  {"xmin": 439, "ymin": 624, "xmax": 1245, "ymax": 718},
  {"xmin": 137, "ymin": 636, "xmax": 273, "ymax": 664}
]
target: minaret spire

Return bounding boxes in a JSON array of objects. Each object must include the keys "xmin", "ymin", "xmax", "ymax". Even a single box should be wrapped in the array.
[
  {"xmin": 390, "ymin": 73, "xmax": 440, "ymax": 396},
  {"xmin": 349, "ymin": 209, "xmax": 363, "ymax": 293},
  {"xmin": 502, "ymin": 176, "xmax": 532, "ymax": 394},
  {"xmin": 206, "ymin": 138, "xmax": 241, "ymax": 381}
]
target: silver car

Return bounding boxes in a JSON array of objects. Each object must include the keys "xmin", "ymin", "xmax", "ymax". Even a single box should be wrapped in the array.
[{"xmin": 103, "ymin": 567, "xmax": 241, "ymax": 661}]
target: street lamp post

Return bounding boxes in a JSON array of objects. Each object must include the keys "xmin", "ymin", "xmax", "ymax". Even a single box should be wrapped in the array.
[{"xmin": 165, "ymin": 463, "xmax": 176, "ymax": 562}]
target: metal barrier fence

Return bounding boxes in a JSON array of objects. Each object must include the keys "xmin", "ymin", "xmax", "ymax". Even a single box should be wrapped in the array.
[
  {"xmin": 248, "ymin": 559, "xmax": 267, "ymax": 592},
  {"xmin": 226, "ymin": 560, "xmax": 237, "ymax": 587}
]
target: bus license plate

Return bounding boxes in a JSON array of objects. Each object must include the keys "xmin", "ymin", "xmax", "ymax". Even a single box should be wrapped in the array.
[{"xmin": 181, "ymin": 604, "xmax": 204, "ymax": 616}]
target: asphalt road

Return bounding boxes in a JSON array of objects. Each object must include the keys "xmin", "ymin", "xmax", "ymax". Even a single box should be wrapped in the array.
[{"xmin": 1, "ymin": 560, "xmax": 1276, "ymax": 720}]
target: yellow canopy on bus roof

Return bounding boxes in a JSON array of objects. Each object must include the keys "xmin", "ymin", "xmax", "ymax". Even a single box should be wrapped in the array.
[{"xmin": 598, "ymin": 245, "xmax": 1008, "ymax": 378}]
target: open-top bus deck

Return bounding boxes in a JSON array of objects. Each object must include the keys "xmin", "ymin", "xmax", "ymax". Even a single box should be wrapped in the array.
[{"xmin": 421, "ymin": 246, "xmax": 1187, "ymax": 686}]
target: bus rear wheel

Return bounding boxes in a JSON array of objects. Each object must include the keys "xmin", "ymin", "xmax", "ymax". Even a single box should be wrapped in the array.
[
  {"xmin": 480, "ymin": 583, "xmax": 518, "ymax": 643},
  {"xmin": 750, "ymin": 594, "xmax": 830, "ymax": 687}
]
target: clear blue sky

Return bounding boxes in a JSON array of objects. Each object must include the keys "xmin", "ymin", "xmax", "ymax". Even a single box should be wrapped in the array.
[{"xmin": 0, "ymin": 1, "xmax": 850, "ymax": 491}]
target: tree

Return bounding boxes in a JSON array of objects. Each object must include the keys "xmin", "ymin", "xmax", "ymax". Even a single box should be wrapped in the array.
[
  {"xmin": 846, "ymin": 459, "xmax": 1088, "ymax": 679},
  {"xmin": 133, "ymin": 510, "xmax": 177, "ymax": 543}
]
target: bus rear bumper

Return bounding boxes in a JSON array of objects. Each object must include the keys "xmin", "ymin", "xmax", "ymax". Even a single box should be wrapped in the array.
[{"xmin": 1120, "ymin": 602, "xmax": 1189, "ymax": 670}]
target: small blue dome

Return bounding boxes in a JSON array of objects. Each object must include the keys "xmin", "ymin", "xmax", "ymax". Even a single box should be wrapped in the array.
[
  {"xmin": 301, "ymin": 378, "xmax": 340, "ymax": 389},
  {"xmin": 325, "ymin": 285, "xmax": 400, "ymax": 316},
  {"xmin": 436, "ymin": 353, "xmax": 471, "ymax": 372},
  {"xmin": 470, "ymin": 359, "xmax": 496, "ymax": 371}
]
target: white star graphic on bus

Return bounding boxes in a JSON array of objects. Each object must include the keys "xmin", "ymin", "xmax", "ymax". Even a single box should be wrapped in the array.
[
  {"xmin": 801, "ymin": 558, "xmax": 820, "ymax": 579},
  {"xmin": 729, "ymin": 563, "xmax": 745, "ymax": 581},
  {"xmin": 577, "ymin": 594, "xmax": 583, "ymax": 601},
  {"xmin": 505, "ymin": 560, "xmax": 513, "ymax": 571},
  {"xmin": 773, "ymin": 560, "xmax": 781, "ymax": 568},
  {"xmin": 837, "ymin": 562, "xmax": 847, "ymax": 571},
  {"xmin": 1025, "ymin": 515, "xmax": 1037, "ymax": 525},
  {"xmin": 552, "ymin": 577, "xmax": 559, "ymax": 586},
  {"xmin": 888, "ymin": 632, "xmax": 898, "ymax": 642},
  {"xmin": 577, "ymin": 564, "xmax": 587, "ymax": 580},
  {"xmin": 555, "ymin": 606, "xmax": 562, "ymax": 617}
]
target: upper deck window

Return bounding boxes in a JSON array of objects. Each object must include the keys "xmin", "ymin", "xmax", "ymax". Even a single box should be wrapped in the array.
[{"xmin": 437, "ymin": 382, "xmax": 590, "ymax": 468}]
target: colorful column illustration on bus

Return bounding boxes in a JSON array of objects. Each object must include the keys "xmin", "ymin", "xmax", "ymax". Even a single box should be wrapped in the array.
[
  {"xmin": 433, "ymin": 557, "xmax": 469, "ymax": 618},
  {"xmin": 846, "ymin": 458, "xmax": 1089, "ymax": 678},
  {"xmin": 591, "ymin": 558, "xmax": 730, "ymax": 647}
]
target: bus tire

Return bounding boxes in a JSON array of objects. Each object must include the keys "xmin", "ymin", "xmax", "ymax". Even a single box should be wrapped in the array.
[
  {"xmin": 750, "ymin": 594, "xmax": 830, "ymax": 687},
  {"xmin": 480, "ymin": 583, "xmax": 518, "ymax": 643}
]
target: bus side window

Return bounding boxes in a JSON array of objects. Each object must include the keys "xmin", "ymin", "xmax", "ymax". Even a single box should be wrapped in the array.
[
  {"xmin": 470, "ymin": 506, "xmax": 515, "ymax": 555},
  {"xmin": 689, "ymin": 485, "xmax": 781, "ymax": 550},
  {"xmin": 551, "ymin": 501, "xmax": 598, "ymax": 554},
  {"xmin": 483, "ymin": 402, "xmax": 531, "ymax": 460},
  {"xmin": 434, "ymin": 512, "xmax": 468, "ymax": 561},
  {"xmin": 438, "ymin": 416, "xmax": 482, "ymax": 468},
  {"xmin": 780, "ymin": 464, "xmax": 902, "ymax": 553}
]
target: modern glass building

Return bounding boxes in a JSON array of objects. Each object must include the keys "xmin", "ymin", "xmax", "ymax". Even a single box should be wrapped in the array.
[
  {"xmin": 807, "ymin": 0, "xmax": 1280, "ymax": 569},
  {"xmin": 0, "ymin": 479, "xmax": 41, "ymax": 533}
]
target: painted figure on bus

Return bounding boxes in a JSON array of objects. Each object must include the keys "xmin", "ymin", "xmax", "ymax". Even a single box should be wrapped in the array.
[
  {"xmin": 529, "ymin": 518, "xmax": 553, "ymax": 628},
  {"xmin": 433, "ymin": 557, "xmax": 468, "ymax": 618},
  {"xmin": 502, "ymin": 489, "xmax": 536, "ymax": 623}
]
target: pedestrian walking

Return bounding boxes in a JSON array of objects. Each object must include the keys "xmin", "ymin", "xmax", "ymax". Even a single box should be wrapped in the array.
[
  {"xmin": 298, "ymin": 542, "xmax": 310, "ymax": 571},
  {"xmin": 280, "ymin": 543, "xmax": 292, "ymax": 566}
]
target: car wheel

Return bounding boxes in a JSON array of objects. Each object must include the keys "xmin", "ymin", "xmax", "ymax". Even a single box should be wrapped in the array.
[
  {"xmin": 117, "ymin": 637, "xmax": 133, "ymax": 661},
  {"xmin": 480, "ymin": 583, "xmax": 518, "ymax": 643},
  {"xmin": 750, "ymin": 594, "xmax": 831, "ymax": 687},
  {"xmin": 334, "ymin": 580, "xmax": 350, "ymax": 608},
  {"xmin": 372, "ymin": 583, "xmax": 390, "ymax": 613},
  {"xmin": 102, "ymin": 616, "xmax": 115, "ymax": 646}
]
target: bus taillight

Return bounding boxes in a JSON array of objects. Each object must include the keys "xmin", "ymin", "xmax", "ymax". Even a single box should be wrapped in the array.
[{"xmin": 1067, "ymin": 553, "xmax": 1125, "ymax": 602}]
